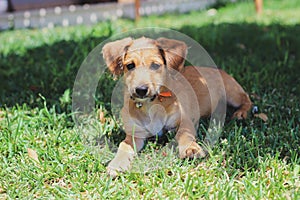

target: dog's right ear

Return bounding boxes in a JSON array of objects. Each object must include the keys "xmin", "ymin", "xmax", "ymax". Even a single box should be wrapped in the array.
[{"xmin": 102, "ymin": 37, "xmax": 133, "ymax": 76}]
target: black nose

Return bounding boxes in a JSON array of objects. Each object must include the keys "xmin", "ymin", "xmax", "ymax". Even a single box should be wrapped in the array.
[{"xmin": 135, "ymin": 85, "xmax": 148, "ymax": 97}]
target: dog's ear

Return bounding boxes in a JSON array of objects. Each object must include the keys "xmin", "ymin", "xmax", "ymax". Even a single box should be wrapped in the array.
[
  {"xmin": 156, "ymin": 38, "xmax": 187, "ymax": 72},
  {"xmin": 102, "ymin": 37, "xmax": 133, "ymax": 76}
]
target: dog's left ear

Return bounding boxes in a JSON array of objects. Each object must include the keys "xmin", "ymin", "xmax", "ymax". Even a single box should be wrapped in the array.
[
  {"xmin": 156, "ymin": 38, "xmax": 187, "ymax": 72},
  {"xmin": 102, "ymin": 37, "xmax": 133, "ymax": 76}
]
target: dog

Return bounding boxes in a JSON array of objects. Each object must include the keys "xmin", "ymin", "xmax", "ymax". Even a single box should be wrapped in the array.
[{"xmin": 102, "ymin": 37, "xmax": 252, "ymax": 177}]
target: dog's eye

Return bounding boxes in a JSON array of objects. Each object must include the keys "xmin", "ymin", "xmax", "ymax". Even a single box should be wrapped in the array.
[
  {"xmin": 150, "ymin": 63, "xmax": 161, "ymax": 70},
  {"xmin": 126, "ymin": 63, "xmax": 135, "ymax": 71}
]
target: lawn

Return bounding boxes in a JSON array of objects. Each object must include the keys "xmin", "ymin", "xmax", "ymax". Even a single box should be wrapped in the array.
[{"xmin": 0, "ymin": 0, "xmax": 299, "ymax": 198}]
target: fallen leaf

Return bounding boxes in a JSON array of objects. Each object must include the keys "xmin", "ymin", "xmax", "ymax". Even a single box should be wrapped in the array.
[
  {"xmin": 98, "ymin": 110, "xmax": 105, "ymax": 123},
  {"xmin": 27, "ymin": 148, "xmax": 40, "ymax": 163},
  {"xmin": 254, "ymin": 113, "xmax": 268, "ymax": 122},
  {"xmin": 0, "ymin": 110, "xmax": 5, "ymax": 121}
]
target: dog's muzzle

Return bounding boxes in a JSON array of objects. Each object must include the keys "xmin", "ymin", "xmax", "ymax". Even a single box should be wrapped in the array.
[{"xmin": 131, "ymin": 85, "xmax": 157, "ymax": 104}]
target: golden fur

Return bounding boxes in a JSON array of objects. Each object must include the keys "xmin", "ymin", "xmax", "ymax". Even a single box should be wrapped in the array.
[{"xmin": 102, "ymin": 37, "xmax": 252, "ymax": 177}]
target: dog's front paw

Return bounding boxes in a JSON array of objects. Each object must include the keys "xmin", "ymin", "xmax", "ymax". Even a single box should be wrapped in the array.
[
  {"xmin": 107, "ymin": 156, "xmax": 132, "ymax": 178},
  {"xmin": 106, "ymin": 141, "xmax": 137, "ymax": 178},
  {"xmin": 179, "ymin": 141, "xmax": 207, "ymax": 159},
  {"xmin": 107, "ymin": 166, "xmax": 119, "ymax": 178}
]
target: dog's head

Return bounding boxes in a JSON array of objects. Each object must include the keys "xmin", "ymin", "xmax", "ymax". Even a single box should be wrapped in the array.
[{"xmin": 102, "ymin": 37, "xmax": 187, "ymax": 101}]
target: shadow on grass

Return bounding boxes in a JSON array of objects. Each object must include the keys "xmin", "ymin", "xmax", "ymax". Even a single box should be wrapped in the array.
[
  {"xmin": 179, "ymin": 23, "xmax": 300, "ymax": 93},
  {"xmin": 1, "ymin": 22, "xmax": 299, "ymax": 171},
  {"xmin": 1, "ymin": 23, "xmax": 299, "ymax": 108},
  {"xmin": 0, "ymin": 35, "xmax": 116, "ymax": 111}
]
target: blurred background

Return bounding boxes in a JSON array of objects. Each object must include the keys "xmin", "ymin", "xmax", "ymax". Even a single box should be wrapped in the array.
[{"xmin": 1, "ymin": 0, "xmax": 235, "ymax": 29}]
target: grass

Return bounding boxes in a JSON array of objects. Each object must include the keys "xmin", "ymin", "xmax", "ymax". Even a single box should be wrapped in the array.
[{"xmin": 0, "ymin": 0, "xmax": 300, "ymax": 198}]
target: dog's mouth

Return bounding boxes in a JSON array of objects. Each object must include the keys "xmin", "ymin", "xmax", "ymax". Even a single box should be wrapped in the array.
[
  {"xmin": 130, "ymin": 93, "xmax": 157, "ymax": 108},
  {"xmin": 130, "ymin": 88, "xmax": 173, "ymax": 104},
  {"xmin": 129, "ymin": 84, "xmax": 158, "ymax": 102},
  {"xmin": 130, "ymin": 93, "xmax": 157, "ymax": 102},
  {"xmin": 129, "ymin": 84, "xmax": 173, "ymax": 108}
]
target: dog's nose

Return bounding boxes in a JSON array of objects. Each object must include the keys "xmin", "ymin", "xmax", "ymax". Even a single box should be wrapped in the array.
[{"xmin": 135, "ymin": 85, "xmax": 148, "ymax": 97}]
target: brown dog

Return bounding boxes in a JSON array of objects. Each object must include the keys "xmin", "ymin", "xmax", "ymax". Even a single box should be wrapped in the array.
[{"xmin": 102, "ymin": 37, "xmax": 252, "ymax": 177}]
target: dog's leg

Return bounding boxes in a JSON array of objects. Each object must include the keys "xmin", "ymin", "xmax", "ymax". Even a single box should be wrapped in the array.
[
  {"xmin": 175, "ymin": 118, "xmax": 207, "ymax": 159},
  {"xmin": 230, "ymin": 92, "xmax": 252, "ymax": 119},
  {"xmin": 107, "ymin": 135, "xmax": 144, "ymax": 177},
  {"xmin": 221, "ymin": 71, "xmax": 252, "ymax": 119}
]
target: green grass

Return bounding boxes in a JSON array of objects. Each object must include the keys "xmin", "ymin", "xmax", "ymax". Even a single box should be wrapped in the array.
[{"xmin": 0, "ymin": 0, "xmax": 300, "ymax": 198}]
